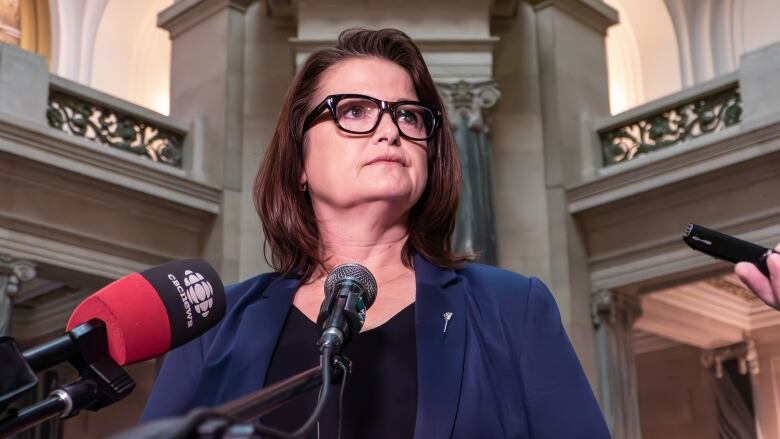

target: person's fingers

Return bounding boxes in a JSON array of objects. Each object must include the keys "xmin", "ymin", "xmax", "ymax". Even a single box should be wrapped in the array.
[
  {"xmin": 735, "ymin": 261, "xmax": 778, "ymax": 307},
  {"xmin": 768, "ymin": 253, "xmax": 780, "ymax": 300}
]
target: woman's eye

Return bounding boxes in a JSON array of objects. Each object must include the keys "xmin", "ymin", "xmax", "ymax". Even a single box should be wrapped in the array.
[
  {"xmin": 341, "ymin": 106, "xmax": 366, "ymax": 119},
  {"xmin": 398, "ymin": 110, "xmax": 419, "ymax": 125}
]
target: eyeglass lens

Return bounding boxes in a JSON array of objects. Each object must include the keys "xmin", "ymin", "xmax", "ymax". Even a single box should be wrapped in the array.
[{"xmin": 334, "ymin": 97, "xmax": 434, "ymax": 139}]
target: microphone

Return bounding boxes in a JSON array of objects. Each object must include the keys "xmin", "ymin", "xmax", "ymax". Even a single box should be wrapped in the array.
[
  {"xmin": 0, "ymin": 259, "xmax": 226, "ymax": 437},
  {"xmin": 317, "ymin": 263, "xmax": 377, "ymax": 353},
  {"xmin": 64, "ymin": 258, "xmax": 226, "ymax": 366},
  {"xmin": 20, "ymin": 259, "xmax": 226, "ymax": 371}
]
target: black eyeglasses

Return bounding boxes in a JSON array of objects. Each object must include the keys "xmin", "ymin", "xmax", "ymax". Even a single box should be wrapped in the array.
[{"xmin": 302, "ymin": 94, "xmax": 441, "ymax": 141}]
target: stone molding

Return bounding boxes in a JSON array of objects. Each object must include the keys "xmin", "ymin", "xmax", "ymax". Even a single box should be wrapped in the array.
[
  {"xmin": 290, "ymin": 37, "xmax": 500, "ymax": 82},
  {"xmin": 569, "ymin": 111, "xmax": 780, "ymax": 215},
  {"xmin": 157, "ymin": 0, "xmax": 255, "ymax": 38},
  {"xmin": 529, "ymin": 0, "xmax": 618, "ymax": 35},
  {"xmin": 0, "ymin": 227, "xmax": 150, "ymax": 281},
  {"xmin": 0, "ymin": 111, "xmax": 221, "ymax": 214}
]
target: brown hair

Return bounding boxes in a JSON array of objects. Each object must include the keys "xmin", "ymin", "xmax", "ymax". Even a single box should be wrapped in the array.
[{"xmin": 254, "ymin": 28, "xmax": 470, "ymax": 280}]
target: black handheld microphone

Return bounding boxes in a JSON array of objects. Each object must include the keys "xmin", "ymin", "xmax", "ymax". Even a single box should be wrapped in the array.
[
  {"xmin": 683, "ymin": 223, "xmax": 777, "ymax": 277},
  {"xmin": 317, "ymin": 263, "xmax": 378, "ymax": 353}
]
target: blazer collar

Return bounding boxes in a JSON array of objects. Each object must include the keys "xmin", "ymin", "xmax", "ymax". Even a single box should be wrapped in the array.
[
  {"xmin": 413, "ymin": 254, "xmax": 467, "ymax": 439},
  {"xmin": 206, "ymin": 256, "xmax": 467, "ymax": 438},
  {"xmin": 200, "ymin": 274, "xmax": 300, "ymax": 405}
]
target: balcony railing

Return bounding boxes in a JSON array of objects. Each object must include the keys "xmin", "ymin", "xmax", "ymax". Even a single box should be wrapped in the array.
[
  {"xmin": 597, "ymin": 73, "xmax": 743, "ymax": 167},
  {"xmin": 45, "ymin": 76, "xmax": 186, "ymax": 168}
]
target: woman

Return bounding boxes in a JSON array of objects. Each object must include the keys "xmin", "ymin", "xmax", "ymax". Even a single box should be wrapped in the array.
[{"xmin": 142, "ymin": 28, "xmax": 609, "ymax": 438}]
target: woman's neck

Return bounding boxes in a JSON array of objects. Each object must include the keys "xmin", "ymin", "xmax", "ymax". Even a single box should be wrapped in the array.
[{"xmin": 311, "ymin": 203, "xmax": 413, "ymax": 282}]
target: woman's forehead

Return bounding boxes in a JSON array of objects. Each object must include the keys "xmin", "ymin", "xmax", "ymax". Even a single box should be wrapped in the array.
[{"xmin": 316, "ymin": 58, "xmax": 419, "ymax": 102}]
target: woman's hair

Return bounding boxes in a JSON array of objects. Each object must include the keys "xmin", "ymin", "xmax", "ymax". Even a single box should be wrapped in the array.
[{"xmin": 254, "ymin": 28, "xmax": 470, "ymax": 280}]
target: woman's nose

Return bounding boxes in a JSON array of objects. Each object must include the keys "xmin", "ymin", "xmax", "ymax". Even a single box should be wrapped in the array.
[{"xmin": 372, "ymin": 112, "xmax": 401, "ymax": 146}]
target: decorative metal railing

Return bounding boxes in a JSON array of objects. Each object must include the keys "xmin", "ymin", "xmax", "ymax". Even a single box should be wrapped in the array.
[
  {"xmin": 599, "ymin": 82, "xmax": 743, "ymax": 166},
  {"xmin": 46, "ymin": 85, "xmax": 185, "ymax": 168}
]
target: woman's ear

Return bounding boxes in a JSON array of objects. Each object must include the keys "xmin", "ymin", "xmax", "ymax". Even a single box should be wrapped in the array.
[{"xmin": 299, "ymin": 171, "xmax": 308, "ymax": 192}]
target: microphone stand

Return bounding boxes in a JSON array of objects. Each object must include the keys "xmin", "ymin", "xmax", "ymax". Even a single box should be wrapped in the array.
[
  {"xmin": 0, "ymin": 320, "xmax": 135, "ymax": 437},
  {"xmin": 197, "ymin": 349, "xmax": 347, "ymax": 439},
  {"xmin": 122, "ymin": 350, "xmax": 349, "ymax": 439}
]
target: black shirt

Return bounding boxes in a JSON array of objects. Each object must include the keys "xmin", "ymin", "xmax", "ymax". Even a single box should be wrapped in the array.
[{"xmin": 261, "ymin": 304, "xmax": 417, "ymax": 438}]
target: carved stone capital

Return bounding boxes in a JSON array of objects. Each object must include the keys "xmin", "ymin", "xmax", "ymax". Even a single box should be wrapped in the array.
[
  {"xmin": 0, "ymin": 255, "xmax": 37, "ymax": 297},
  {"xmin": 0, "ymin": 254, "xmax": 37, "ymax": 336},
  {"xmin": 591, "ymin": 289, "xmax": 642, "ymax": 328},
  {"xmin": 437, "ymin": 80, "xmax": 501, "ymax": 132}
]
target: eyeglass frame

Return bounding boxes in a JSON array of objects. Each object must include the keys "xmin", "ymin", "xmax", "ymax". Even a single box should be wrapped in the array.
[{"xmin": 301, "ymin": 93, "xmax": 442, "ymax": 141}]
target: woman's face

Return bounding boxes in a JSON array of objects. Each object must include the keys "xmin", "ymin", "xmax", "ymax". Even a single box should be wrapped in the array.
[{"xmin": 301, "ymin": 58, "xmax": 429, "ymax": 216}]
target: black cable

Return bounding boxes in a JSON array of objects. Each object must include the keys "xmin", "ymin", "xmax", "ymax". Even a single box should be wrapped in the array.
[
  {"xmin": 248, "ymin": 346, "xmax": 335, "ymax": 439},
  {"xmin": 336, "ymin": 360, "xmax": 348, "ymax": 439}
]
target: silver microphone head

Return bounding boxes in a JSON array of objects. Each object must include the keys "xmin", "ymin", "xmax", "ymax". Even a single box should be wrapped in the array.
[{"xmin": 323, "ymin": 263, "xmax": 378, "ymax": 309}]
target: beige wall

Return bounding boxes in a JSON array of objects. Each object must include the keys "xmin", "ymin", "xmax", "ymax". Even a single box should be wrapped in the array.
[
  {"xmin": 636, "ymin": 345, "xmax": 718, "ymax": 439},
  {"xmin": 750, "ymin": 326, "xmax": 780, "ymax": 439}
]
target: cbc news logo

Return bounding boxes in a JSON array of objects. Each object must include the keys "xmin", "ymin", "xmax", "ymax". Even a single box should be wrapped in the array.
[
  {"xmin": 183, "ymin": 270, "xmax": 214, "ymax": 317},
  {"xmin": 168, "ymin": 269, "xmax": 214, "ymax": 328}
]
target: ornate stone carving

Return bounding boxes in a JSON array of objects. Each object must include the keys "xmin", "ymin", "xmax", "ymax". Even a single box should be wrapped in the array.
[
  {"xmin": 46, "ymin": 89, "xmax": 185, "ymax": 167},
  {"xmin": 701, "ymin": 339, "xmax": 759, "ymax": 378},
  {"xmin": 0, "ymin": 255, "xmax": 37, "ymax": 336},
  {"xmin": 438, "ymin": 80, "xmax": 501, "ymax": 132},
  {"xmin": 438, "ymin": 80, "xmax": 501, "ymax": 263},
  {"xmin": 591, "ymin": 288, "xmax": 642, "ymax": 327},
  {"xmin": 706, "ymin": 277, "xmax": 760, "ymax": 302},
  {"xmin": 600, "ymin": 84, "xmax": 742, "ymax": 166}
]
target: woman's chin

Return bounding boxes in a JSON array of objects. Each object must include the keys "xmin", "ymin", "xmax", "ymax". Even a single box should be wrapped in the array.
[{"xmin": 355, "ymin": 185, "xmax": 418, "ymax": 206}]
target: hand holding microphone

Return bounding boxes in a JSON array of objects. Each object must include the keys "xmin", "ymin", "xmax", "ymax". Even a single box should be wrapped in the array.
[
  {"xmin": 735, "ymin": 243, "xmax": 780, "ymax": 310},
  {"xmin": 682, "ymin": 224, "xmax": 780, "ymax": 310}
]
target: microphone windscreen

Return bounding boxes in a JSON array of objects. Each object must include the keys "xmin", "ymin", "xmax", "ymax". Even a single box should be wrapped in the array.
[{"xmin": 66, "ymin": 259, "xmax": 226, "ymax": 366}]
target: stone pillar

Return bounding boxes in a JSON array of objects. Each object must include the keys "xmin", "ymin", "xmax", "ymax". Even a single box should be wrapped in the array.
[
  {"xmin": 157, "ymin": 0, "xmax": 255, "ymax": 283},
  {"xmin": 0, "ymin": 255, "xmax": 36, "ymax": 336},
  {"xmin": 520, "ymin": 0, "xmax": 616, "ymax": 388},
  {"xmin": 0, "ymin": 42, "xmax": 49, "ymax": 123},
  {"xmin": 439, "ymin": 80, "xmax": 501, "ymax": 264},
  {"xmin": 663, "ymin": 0, "xmax": 743, "ymax": 87},
  {"xmin": 591, "ymin": 289, "xmax": 642, "ymax": 439}
]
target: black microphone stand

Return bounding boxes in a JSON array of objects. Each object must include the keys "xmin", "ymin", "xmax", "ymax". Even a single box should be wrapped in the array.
[
  {"xmin": 0, "ymin": 320, "xmax": 135, "ymax": 437},
  {"xmin": 117, "ymin": 349, "xmax": 349, "ymax": 439}
]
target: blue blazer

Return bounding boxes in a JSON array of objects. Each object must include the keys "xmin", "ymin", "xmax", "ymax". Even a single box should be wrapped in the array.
[{"xmin": 142, "ymin": 254, "xmax": 610, "ymax": 438}]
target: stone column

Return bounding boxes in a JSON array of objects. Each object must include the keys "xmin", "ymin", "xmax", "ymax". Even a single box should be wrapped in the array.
[
  {"xmin": 663, "ymin": 0, "xmax": 743, "ymax": 87},
  {"xmin": 157, "ymin": 0, "xmax": 255, "ymax": 283},
  {"xmin": 516, "ymin": 0, "xmax": 617, "ymax": 391},
  {"xmin": 0, "ymin": 42, "xmax": 49, "ymax": 123},
  {"xmin": 0, "ymin": 255, "xmax": 36, "ymax": 336},
  {"xmin": 591, "ymin": 289, "xmax": 642, "ymax": 439},
  {"xmin": 439, "ymin": 80, "xmax": 501, "ymax": 264}
]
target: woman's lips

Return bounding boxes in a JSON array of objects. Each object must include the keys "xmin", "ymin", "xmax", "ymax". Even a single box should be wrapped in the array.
[{"xmin": 365, "ymin": 155, "xmax": 406, "ymax": 166}]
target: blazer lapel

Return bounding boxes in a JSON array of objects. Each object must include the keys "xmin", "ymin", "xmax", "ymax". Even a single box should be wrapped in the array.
[
  {"xmin": 413, "ymin": 254, "xmax": 467, "ymax": 439},
  {"xmin": 200, "ymin": 275, "xmax": 300, "ymax": 405}
]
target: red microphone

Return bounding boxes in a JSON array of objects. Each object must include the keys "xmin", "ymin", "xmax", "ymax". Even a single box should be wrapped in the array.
[
  {"xmin": 23, "ymin": 259, "xmax": 226, "ymax": 372},
  {"xmin": 65, "ymin": 259, "xmax": 226, "ymax": 366}
]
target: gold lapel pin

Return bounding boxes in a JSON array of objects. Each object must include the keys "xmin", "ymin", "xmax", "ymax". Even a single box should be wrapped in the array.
[{"xmin": 443, "ymin": 312, "xmax": 453, "ymax": 333}]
